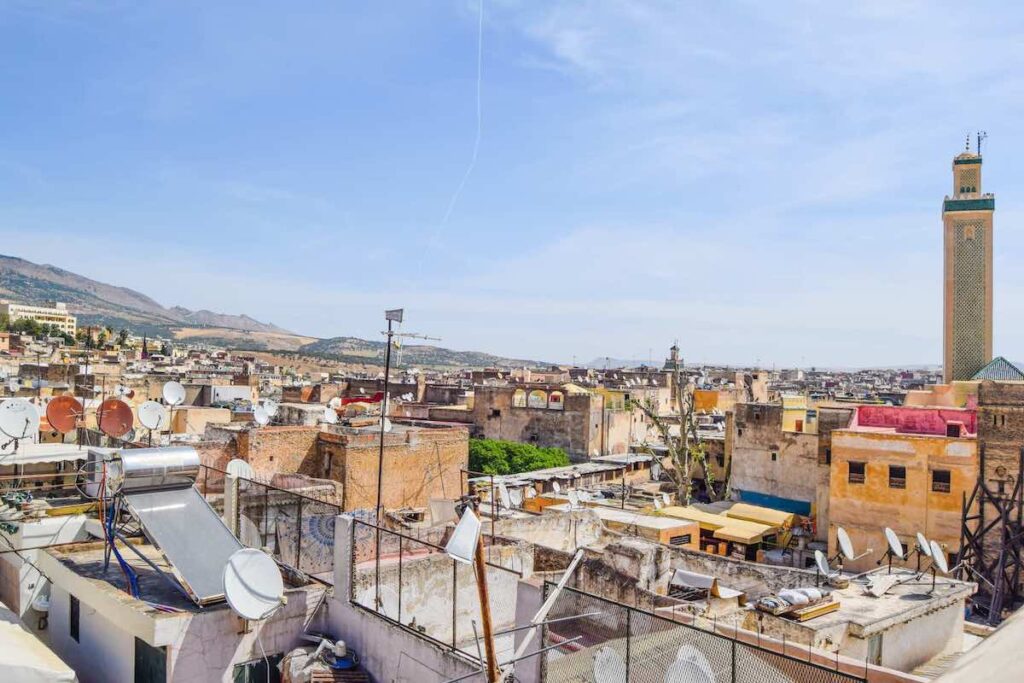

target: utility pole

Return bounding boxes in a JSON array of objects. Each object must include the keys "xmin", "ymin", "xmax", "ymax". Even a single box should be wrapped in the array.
[{"xmin": 374, "ymin": 308, "xmax": 440, "ymax": 614}]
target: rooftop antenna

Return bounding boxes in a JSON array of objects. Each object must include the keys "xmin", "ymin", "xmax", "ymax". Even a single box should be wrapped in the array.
[
  {"xmin": 877, "ymin": 527, "xmax": 906, "ymax": 574},
  {"xmin": 46, "ymin": 395, "xmax": 83, "ymax": 437},
  {"xmin": 965, "ymin": 132, "xmax": 972, "ymax": 152},
  {"xmin": 136, "ymin": 400, "xmax": 165, "ymax": 446},
  {"xmin": 977, "ymin": 130, "xmax": 988, "ymax": 156},
  {"xmin": 0, "ymin": 398, "xmax": 40, "ymax": 453},
  {"xmin": 98, "ymin": 398, "xmax": 134, "ymax": 441},
  {"xmin": 375, "ymin": 308, "xmax": 440, "ymax": 524},
  {"xmin": 162, "ymin": 381, "xmax": 186, "ymax": 436},
  {"xmin": 253, "ymin": 407, "xmax": 270, "ymax": 427},
  {"xmin": 222, "ymin": 547, "xmax": 285, "ymax": 654},
  {"xmin": 834, "ymin": 526, "xmax": 871, "ymax": 566},
  {"xmin": 814, "ymin": 549, "xmax": 837, "ymax": 588}
]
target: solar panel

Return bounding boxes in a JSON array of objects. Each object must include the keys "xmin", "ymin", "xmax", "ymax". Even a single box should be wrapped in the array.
[
  {"xmin": 124, "ymin": 486, "xmax": 242, "ymax": 604},
  {"xmin": 116, "ymin": 447, "xmax": 242, "ymax": 605}
]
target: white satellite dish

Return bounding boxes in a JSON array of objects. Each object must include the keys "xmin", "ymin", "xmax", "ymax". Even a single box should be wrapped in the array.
[
  {"xmin": 814, "ymin": 549, "xmax": 832, "ymax": 578},
  {"xmin": 328, "ymin": 397, "xmax": 342, "ymax": 409},
  {"xmin": 836, "ymin": 526, "xmax": 855, "ymax": 561},
  {"xmin": 226, "ymin": 458, "xmax": 255, "ymax": 480},
  {"xmin": 381, "ymin": 417, "xmax": 392, "ymax": 432},
  {"xmin": 884, "ymin": 528, "xmax": 904, "ymax": 560},
  {"xmin": 253, "ymin": 407, "xmax": 270, "ymax": 426},
  {"xmin": 931, "ymin": 541, "xmax": 949, "ymax": 573},
  {"xmin": 162, "ymin": 381, "xmax": 186, "ymax": 407},
  {"xmin": 509, "ymin": 488, "xmax": 523, "ymax": 508},
  {"xmin": 917, "ymin": 532, "xmax": 932, "ymax": 558},
  {"xmin": 525, "ymin": 488, "xmax": 536, "ymax": 499},
  {"xmin": 322, "ymin": 407, "xmax": 338, "ymax": 425},
  {"xmin": 0, "ymin": 399, "xmax": 40, "ymax": 440},
  {"xmin": 137, "ymin": 401, "xmax": 165, "ymax": 430},
  {"xmin": 653, "ymin": 498, "xmax": 663, "ymax": 510},
  {"xmin": 665, "ymin": 645, "xmax": 716, "ymax": 683},
  {"xmin": 262, "ymin": 399, "xmax": 279, "ymax": 417},
  {"xmin": 497, "ymin": 482, "xmax": 512, "ymax": 510},
  {"xmin": 552, "ymin": 481, "xmax": 561, "ymax": 494},
  {"xmin": 568, "ymin": 490, "xmax": 580, "ymax": 509},
  {"xmin": 222, "ymin": 548, "xmax": 284, "ymax": 621},
  {"xmin": 652, "ymin": 461, "xmax": 662, "ymax": 480},
  {"xmin": 6, "ymin": 378, "xmax": 19, "ymax": 393},
  {"xmin": 593, "ymin": 646, "xmax": 627, "ymax": 683},
  {"xmin": 662, "ymin": 493, "xmax": 670, "ymax": 506},
  {"xmin": 445, "ymin": 508, "xmax": 482, "ymax": 565}
]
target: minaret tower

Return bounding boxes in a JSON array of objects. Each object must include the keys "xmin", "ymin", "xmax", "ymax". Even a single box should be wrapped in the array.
[{"xmin": 943, "ymin": 135, "xmax": 994, "ymax": 382}]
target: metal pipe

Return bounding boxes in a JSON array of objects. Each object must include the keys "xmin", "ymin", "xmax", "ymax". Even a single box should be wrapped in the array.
[{"xmin": 472, "ymin": 499, "xmax": 500, "ymax": 682}]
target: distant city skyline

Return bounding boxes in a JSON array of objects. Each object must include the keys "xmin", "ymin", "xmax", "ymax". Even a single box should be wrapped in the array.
[{"xmin": 3, "ymin": 2, "xmax": 1024, "ymax": 367}]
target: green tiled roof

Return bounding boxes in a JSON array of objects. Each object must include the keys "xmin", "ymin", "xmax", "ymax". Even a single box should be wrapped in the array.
[{"xmin": 971, "ymin": 356, "xmax": 1024, "ymax": 381}]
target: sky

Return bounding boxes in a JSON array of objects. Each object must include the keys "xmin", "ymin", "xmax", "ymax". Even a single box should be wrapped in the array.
[{"xmin": 3, "ymin": 1, "xmax": 1024, "ymax": 367}]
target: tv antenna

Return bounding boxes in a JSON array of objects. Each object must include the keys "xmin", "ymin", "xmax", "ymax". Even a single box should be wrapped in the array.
[
  {"xmin": 375, "ymin": 308, "xmax": 439, "ymax": 523},
  {"xmin": 977, "ymin": 130, "xmax": 988, "ymax": 156}
]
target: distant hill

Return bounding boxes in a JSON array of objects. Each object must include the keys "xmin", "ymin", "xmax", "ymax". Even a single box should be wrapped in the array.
[
  {"xmin": 0, "ymin": 254, "xmax": 292, "ymax": 336},
  {"xmin": 298, "ymin": 336, "xmax": 547, "ymax": 370}
]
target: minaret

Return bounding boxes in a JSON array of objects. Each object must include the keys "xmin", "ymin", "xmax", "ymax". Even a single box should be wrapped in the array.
[{"xmin": 943, "ymin": 143, "xmax": 994, "ymax": 382}]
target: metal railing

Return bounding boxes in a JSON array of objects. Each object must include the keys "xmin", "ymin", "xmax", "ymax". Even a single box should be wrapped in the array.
[
  {"xmin": 349, "ymin": 518, "xmax": 521, "ymax": 659},
  {"xmin": 540, "ymin": 584, "xmax": 867, "ymax": 683},
  {"xmin": 197, "ymin": 465, "xmax": 341, "ymax": 584}
]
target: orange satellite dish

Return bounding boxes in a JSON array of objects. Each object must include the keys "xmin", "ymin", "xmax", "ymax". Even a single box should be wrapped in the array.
[
  {"xmin": 98, "ymin": 398, "xmax": 134, "ymax": 438},
  {"xmin": 46, "ymin": 395, "xmax": 83, "ymax": 434}
]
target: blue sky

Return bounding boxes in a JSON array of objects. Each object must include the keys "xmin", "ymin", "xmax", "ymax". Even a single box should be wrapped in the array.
[{"xmin": 2, "ymin": 1, "xmax": 1024, "ymax": 367}]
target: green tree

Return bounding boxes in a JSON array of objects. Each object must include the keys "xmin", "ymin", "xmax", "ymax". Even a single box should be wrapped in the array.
[
  {"xmin": 117, "ymin": 328, "xmax": 130, "ymax": 346},
  {"xmin": 0, "ymin": 313, "xmax": 10, "ymax": 331},
  {"xmin": 468, "ymin": 439, "xmax": 570, "ymax": 475}
]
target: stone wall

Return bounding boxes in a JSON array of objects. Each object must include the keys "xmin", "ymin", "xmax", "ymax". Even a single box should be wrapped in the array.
[{"xmin": 731, "ymin": 403, "xmax": 819, "ymax": 510}]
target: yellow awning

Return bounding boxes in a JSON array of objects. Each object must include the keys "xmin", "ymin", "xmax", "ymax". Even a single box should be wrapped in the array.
[
  {"xmin": 660, "ymin": 506, "xmax": 771, "ymax": 543},
  {"xmin": 723, "ymin": 503, "xmax": 794, "ymax": 530}
]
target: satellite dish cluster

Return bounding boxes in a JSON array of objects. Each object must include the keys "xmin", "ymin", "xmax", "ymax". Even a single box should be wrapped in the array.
[{"xmin": 813, "ymin": 525, "xmax": 952, "ymax": 596}]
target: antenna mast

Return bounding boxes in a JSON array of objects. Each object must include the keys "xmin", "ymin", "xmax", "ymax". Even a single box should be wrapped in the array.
[{"xmin": 977, "ymin": 130, "xmax": 988, "ymax": 157}]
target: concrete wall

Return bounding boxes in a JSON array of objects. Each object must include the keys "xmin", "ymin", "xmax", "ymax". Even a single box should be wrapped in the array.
[
  {"xmin": 875, "ymin": 602, "xmax": 963, "ymax": 673},
  {"xmin": 494, "ymin": 509, "xmax": 606, "ymax": 551},
  {"xmin": 731, "ymin": 403, "xmax": 819, "ymax": 512},
  {"xmin": 472, "ymin": 386, "xmax": 603, "ymax": 459},
  {"xmin": 329, "ymin": 515, "xmax": 482, "ymax": 683},
  {"xmin": 48, "ymin": 582, "xmax": 135, "ymax": 683}
]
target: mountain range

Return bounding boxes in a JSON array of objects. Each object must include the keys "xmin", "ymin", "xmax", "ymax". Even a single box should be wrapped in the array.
[{"xmin": 0, "ymin": 254, "xmax": 544, "ymax": 368}]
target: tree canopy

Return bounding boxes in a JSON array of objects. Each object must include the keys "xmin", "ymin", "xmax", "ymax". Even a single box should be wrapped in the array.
[{"xmin": 468, "ymin": 438, "xmax": 570, "ymax": 476}]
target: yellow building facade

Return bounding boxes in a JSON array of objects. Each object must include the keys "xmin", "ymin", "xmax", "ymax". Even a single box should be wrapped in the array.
[{"xmin": 828, "ymin": 428, "xmax": 976, "ymax": 573}]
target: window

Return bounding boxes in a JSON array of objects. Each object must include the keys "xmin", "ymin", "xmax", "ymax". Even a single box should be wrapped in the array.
[
  {"xmin": 490, "ymin": 409, "xmax": 501, "ymax": 418},
  {"xmin": 889, "ymin": 465, "xmax": 906, "ymax": 489},
  {"xmin": 716, "ymin": 454, "xmax": 724, "ymax": 467},
  {"xmin": 669, "ymin": 534, "xmax": 692, "ymax": 546},
  {"xmin": 771, "ymin": 452, "xmax": 778, "ymax": 462},
  {"xmin": 849, "ymin": 461, "xmax": 865, "ymax": 484},
  {"xmin": 69, "ymin": 595, "xmax": 79, "ymax": 643},
  {"xmin": 738, "ymin": 428, "xmax": 743, "ymax": 437},
  {"xmin": 825, "ymin": 447, "xmax": 832, "ymax": 465},
  {"xmin": 134, "ymin": 638, "xmax": 167, "ymax": 683},
  {"xmin": 932, "ymin": 469, "xmax": 951, "ymax": 493}
]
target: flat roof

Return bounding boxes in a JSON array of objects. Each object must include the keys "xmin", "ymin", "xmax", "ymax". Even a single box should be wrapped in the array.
[{"xmin": 544, "ymin": 503, "xmax": 697, "ymax": 530}]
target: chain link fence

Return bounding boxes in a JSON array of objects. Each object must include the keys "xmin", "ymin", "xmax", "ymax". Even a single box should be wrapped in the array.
[{"xmin": 541, "ymin": 585, "xmax": 865, "ymax": 683}]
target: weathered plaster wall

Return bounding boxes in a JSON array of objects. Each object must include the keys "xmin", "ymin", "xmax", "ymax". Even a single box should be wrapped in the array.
[
  {"xmin": 829, "ymin": 430, "xmax": 976, "ymax": 573},
  {"xmin": 731, "ymin": 403, "xmax": 819, "ymax": 508}
]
